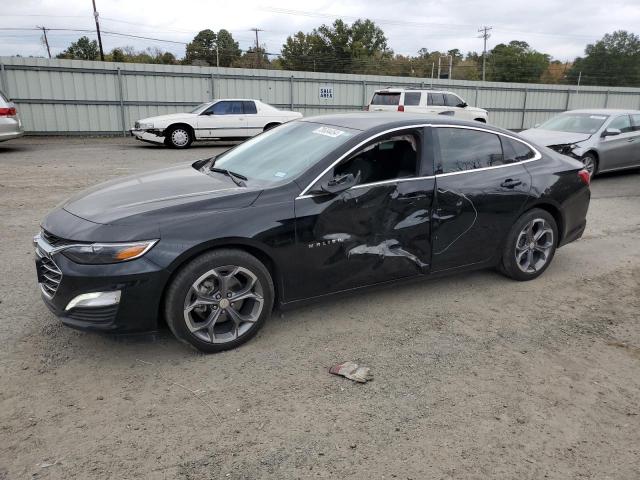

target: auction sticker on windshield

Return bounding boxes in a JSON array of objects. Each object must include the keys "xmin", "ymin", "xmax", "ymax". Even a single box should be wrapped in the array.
[{"xmin": 313, "ymin": 126, "xmax": 348, "ymax": 138}]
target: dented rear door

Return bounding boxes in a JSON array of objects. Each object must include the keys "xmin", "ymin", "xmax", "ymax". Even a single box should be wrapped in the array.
[{"xmin": 431, "ymin": 126, "xmax": 532, "ymax": 272}]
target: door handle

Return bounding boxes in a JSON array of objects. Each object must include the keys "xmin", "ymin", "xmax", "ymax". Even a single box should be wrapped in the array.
[
  {"xmin": 501, "ymin": 178, "xmax": 522, "ymax": 189},
  {"xmin": 627, "ymin": 138, "xmax": 635, "ymax": 142}
]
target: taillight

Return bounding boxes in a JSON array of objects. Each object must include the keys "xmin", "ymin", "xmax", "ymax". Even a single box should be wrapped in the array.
[
  {"xmin": 0, "ymin": 107, "xmax": 17, "ymax": 116},
  {"xmin": 578, "ymin": 169, "xmax": 590, "ymax": 186},
  {"xmin": 397, "ymin": 105, "xmax": 405, "ymax": 112}
]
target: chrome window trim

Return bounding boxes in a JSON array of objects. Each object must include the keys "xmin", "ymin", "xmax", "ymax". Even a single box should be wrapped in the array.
[{"xmin": 296, "ymin": 123, "xmax": 542, "ymax": 199}]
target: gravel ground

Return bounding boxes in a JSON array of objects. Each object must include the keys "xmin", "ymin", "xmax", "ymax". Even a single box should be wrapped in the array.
[{"xmin": 0, "ymin": 136, "xmax": 639, "ymax": 479}]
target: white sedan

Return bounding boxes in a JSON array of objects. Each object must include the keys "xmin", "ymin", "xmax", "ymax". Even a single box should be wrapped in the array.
[{"xmin": 131, "ymin": 99, "xmax": 303, "ymax": 148}]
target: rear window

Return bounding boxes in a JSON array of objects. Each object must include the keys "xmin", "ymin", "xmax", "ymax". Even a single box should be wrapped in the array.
[
  {"xmin": 404, "ymin": 92, "xmax": 421, "ymax": 106},
  {"xmin": 371, "ymin": 92, "xmax": 400, "ymax": 106}
]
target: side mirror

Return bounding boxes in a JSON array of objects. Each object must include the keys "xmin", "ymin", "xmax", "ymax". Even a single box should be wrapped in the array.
[
  {"xmin": 319, "ymin": 172, "xmax": 360, "ymax": 195},
  {"xmin": 602, "ymin": 127, "xmax": 621, "ymax": 137},
  {"xmin": 457, "ymin": 102, "xmax": 468, "ymax": 108}
]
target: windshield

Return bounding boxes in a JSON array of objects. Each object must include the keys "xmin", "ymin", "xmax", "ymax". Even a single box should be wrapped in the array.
[
  {"xmin": 212, "ymin": 121, "xmax": 358, "ymax": 184},
  {"xmin": 539, "ymin": 113, "xmax": 608, "ymax": 134},
  {"xmin": 190, "ymin": 102, "xmax": 211, "ymax": 114}
]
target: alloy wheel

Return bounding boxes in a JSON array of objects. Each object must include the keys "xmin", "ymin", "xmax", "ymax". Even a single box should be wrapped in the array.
[
  {"xmin": 582, "ymin": 155, "xmax": 596, "ymax": 176},
  {"xmin": 171, "ymin": 128, "xmax": 189, "ymax": 147},
  {"xmin": 183, "ymin": 265, "xmax": 264, "ymax": 344},
  {"xmin": 514, "ymin": 218, "xmax": 554, "ymax": 273}
]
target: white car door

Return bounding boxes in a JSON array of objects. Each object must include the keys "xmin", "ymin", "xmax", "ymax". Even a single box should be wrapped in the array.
[
  {"xmin": 243, "ymin": 101, "xmax": 266, "ymax": 137},
  {"xmin": 196, "ymin": 101, "xmax": 248, "ymax": 138},
  {"xmin": 403, "ymin": 91, "xmax": 423, "ymax": 113},
  {"xmin": 426, "ymin": 92, "xmax": 450, "ymax": 116},
  {"xmin": 444, "ymin": 93, "xmax": 471, "ymax": 120}
]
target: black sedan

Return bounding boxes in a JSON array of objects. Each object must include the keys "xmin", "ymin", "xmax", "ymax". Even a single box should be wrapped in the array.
[{"xmin": 34, "ymin": 113, "xmax": 591, "ymax": 352}]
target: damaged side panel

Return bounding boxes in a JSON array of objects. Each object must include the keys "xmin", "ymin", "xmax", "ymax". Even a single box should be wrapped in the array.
[
  {"xmin": 431, "ymin": 165, "xmax": 533, "ymax": 272},
  {"xmin": 291, "ymin": 179, "xmax": 434, "ymax": 300}
]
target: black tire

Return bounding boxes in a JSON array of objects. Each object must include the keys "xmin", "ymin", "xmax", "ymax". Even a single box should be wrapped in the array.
[
  {"xmin": 164, "ymin": 249, "xmax": 274, "ymax": 353},
  {"xmin": 581, "ymin": 152, "xmax": 598, "ymax": 177},
  {"xmin": 164, "ymin": 125, "xmax": 193, "ymax": 149},
  {"xmin": 499, "ymin": 208, "xmax": 558, "ymax": 281},
  {"xmin": 263, "ymin": 122, "xmax": 280, "ymax": 131},
  {"xmin": 474, "ymin": 118, "xmax": 487, "ymax": 123}
]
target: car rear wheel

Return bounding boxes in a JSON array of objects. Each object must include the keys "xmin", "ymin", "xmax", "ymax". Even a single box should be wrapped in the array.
[
  {"xmin": 581, "ymin": 152, "xmax": 598, "ymax": 176},
  {"xmin": 164, "ymin": 249, "xmax": 274, "ymax": 353},
  {"xmin": 165, "ymin": 126, "xmax": 193, "ymax": 148},
  {"xmin": 499, "ymin": 208, "xmax": 558, "ymax": 281},
  {"xmin": 263, "ymin": 122, "xmax": 280, "ymax": 131}
]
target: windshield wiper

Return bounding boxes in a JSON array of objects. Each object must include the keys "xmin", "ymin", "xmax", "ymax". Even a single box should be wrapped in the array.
[{"xmin": 210, "ymin": 167, "xmax": 247, "ymax": 187}]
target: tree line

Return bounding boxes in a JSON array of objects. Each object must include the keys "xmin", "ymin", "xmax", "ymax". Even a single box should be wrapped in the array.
[{"xmin": 52, "ymin": 20, "xmax": 640, "ymax": 87}]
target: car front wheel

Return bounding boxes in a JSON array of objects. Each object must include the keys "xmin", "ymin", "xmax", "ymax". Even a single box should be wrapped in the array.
[
  {"xmin": 164, "ymin": 249, "xmax": 274, "ymax": 353},
  {"xmin": 581, "ymin": 152, "xmax": 598, "ymax": 177},
  {"xmin": 499, "ymin": 208, "xmax": 558, "ymax": 281},
  {"xmin": 165, "ymin": 126, "xmax": 193, "ymax": 148}
]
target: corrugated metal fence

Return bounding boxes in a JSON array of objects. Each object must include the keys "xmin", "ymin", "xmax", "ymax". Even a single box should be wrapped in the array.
[{"xmin": 2, "ymin": 56, "xmax": 640, "ymax": 134}]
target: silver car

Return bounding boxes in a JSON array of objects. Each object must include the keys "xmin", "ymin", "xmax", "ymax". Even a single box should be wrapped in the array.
[
  {"xmin": 0, "ymin": 90, "xmax": 24, "ymax": 143},
  {"xmin": 520, "ymin": 109, "xmax": 640, "ymax": 176}
]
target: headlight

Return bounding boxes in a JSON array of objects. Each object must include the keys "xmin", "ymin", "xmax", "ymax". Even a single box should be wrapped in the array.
[
  {"xmin": 61, "ymin": 240, "xmax": 158, "ymax": 264},
  {"xmin": 137, "ymin": 122, "xmax": 153, "ymax": 130}
]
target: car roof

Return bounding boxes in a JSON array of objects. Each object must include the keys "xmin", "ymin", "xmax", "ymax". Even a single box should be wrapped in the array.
[
  {"xmin": 566, "ymin": 108, "xmax": 640, "ymax": 115},
  {"xmin": 300, "ymin": 112, "xmax": 508, "ymax": 134},
  {"xmin": 372, "ymin": 88, "xmax": 455, "ymax": 95}
]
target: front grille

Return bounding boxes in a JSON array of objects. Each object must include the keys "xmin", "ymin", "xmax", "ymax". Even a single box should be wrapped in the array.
[
  {"xmin": 67, "ymin": 305, "xmax": 119, "ymax": 324},
  {"xmin": 36, "ymin": 249, "xmax": 62, "ymax": 298},
  {"xmin": 41, "ymin": 229, "xmax": 67, "ymax": 247}
]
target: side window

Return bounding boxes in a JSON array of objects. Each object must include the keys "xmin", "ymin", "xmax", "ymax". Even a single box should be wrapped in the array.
[
  {"xmin": 404, "ymin": 92, "xmax": 421, "ymax": 106},
  {"xmin": 212, "ymin": 101, "xmax": 243, "ymax": 115},
  {"xmin": 243, "ymin": 101, "xmax": 257, "ymax": 114},
  {"xmin": 631, "ymin": 114, "xmax": 640, "ymax": 132},
  {"xmin": 501, "ymin": 136, "xmax": 536, "ymax": 163},
  {"xmin": 334, "ymin": 131, "xmax": 420, "ymax": 186},
  {"xmin": 608, "ymin": 115, "xmax": 633, "ymax": 133},
  {"xmin": 436, "ymin": 128, "xmax": 503, "ymax": 173},
  {"xmin": 445, "ymin": 94, "xmax": 463, "ymax": 107},
  {"xmin": 428, "ymin": 93, "xmax": 445, "ymax": 106}
]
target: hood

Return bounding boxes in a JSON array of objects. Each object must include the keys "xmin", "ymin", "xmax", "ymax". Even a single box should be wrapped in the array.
[
  {"xmin": 465, "ymin": 106, "xmax": 487, "ymax": 114},
  {"xmin": 519, "ymin": 128, "xmax": 591, "ymax": 146},
  {"xmin": 63, "ymin": 163, "xmax": 260, "ymax": 225},
  {"xmin": 138, "ymin": 113, "xmax": 197, "ymax": 124}
]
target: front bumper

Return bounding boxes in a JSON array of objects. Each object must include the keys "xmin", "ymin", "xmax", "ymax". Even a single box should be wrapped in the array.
[
  {"xmin": 130, "ymin": 128, "xmax": 165, "ymax": 144},
  {"xmin": 34, "ymin": 234, "xmax": 169, "ymax": 333}
]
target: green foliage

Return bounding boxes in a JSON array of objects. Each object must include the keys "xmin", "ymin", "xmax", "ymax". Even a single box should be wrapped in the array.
[
  {"xmin": 486, "ymin": 41, "xmax": 550, "ymax": 83},
  {"xmin": 280, "ymin": 19, "xmax": 390, "ymax": 73},
  {"xmin": 232, "ymin": 47, "xmax": 271, "ymax": 69},
  {"xmin": 184, "ymin": 29, "xmax": 241, "ymax": 67},
  {"xmin": 106, "ymin": 47, "xmax": 177, "ymax": 64},
  {"xmin": 569, "ymin": 30, "xmax": 640, "ymax": 86},
  {"xmin": 56, "ymin": 36, "xmax": 99, "ymax": 61}
]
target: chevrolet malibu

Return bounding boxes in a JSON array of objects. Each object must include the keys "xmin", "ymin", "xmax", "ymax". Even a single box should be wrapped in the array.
[{"xmin": 35, "ymin": 113, "xmax": 591, "ymax": 353}]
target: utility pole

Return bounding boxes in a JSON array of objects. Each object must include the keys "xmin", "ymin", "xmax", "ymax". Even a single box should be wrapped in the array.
[
  {"xmin": 250, "ymin": 28, "xmax": 263, "ymax": 68},
  {"xmin": 576, "ymin": 71, "xmax": 582, "ymax": 95},
  {"xmin": 37, "ymin": 25, "xmax": 51, "ymax": 58},
  {"xmin": 478, "ymin": 26, "xmax": 492, "ymax": 81},
  {"xmin": 91, "ymin": 0, "xmax": 105, "ymax": 61}
]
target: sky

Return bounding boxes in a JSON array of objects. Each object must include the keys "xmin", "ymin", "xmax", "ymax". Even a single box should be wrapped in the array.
[{"xmin": 1, "ymin": 0, "xmax": 639, "ymax": 62}]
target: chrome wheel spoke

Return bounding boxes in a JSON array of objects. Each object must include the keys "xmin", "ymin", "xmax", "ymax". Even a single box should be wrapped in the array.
[
  {"xmin": 514, "ymin": 218, "xmax": 554, "ymax": 274},
  {"xmin": 183, "ymin": 265, "xmax": 264, "ymax": 344},
  {"xmin": 227, "ymin": 305, "xmax": 259, "ymax": 325}
]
